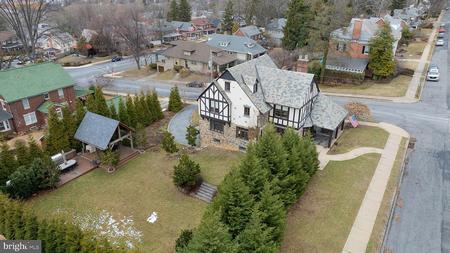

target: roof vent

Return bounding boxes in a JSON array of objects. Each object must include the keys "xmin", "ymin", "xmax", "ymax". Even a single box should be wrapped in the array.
[{"xmin": 219, "ymin": 41, "xmax": 230, "ymax": 47}]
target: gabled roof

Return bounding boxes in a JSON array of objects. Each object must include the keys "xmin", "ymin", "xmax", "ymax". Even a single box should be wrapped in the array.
[
  {"xmin": 206, "ymin": 34, "xmax": 266, "ymax": 56},
  {"xmin": 0, "ymin": 63, "xmax": 75, "ymax": 102},
  {"xmin": 0, "ymin": 108, "xmax": 12, "ymax": 122},
  {"xmin": 236, "ymin": 25, "xmax": 261, "ymax": 37},
  {"xmin": 170, "ymin": 21, "xmax": 195, "ymax": 31},
  {"xmin": 161, "ymin": 41, "xmax": 237, "ymax": 65},
  {"xmin": 74, "ymin": 112, "xmax": 120, "ymax": 151},
  {"xmin": 309, "ymin": 94, "xmax": 348, "ymax": 130},
  {"xmin": 267, "ymin": 18, "xmax": 286, "ymax": 31}
]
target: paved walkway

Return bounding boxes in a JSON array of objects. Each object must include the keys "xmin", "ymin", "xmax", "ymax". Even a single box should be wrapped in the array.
[
  {"xmin": 340, "ymin": 122, "xmax": 410, "ymax": 253},
  {"xmin": 167, "ymin": 104, "xmax": 197, "ymax": 145}
]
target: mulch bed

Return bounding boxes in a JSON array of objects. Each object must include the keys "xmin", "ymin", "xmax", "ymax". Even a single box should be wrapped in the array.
[{"xmin": 144, "ymin": 110, "xmax": 176, "ymax": 148}]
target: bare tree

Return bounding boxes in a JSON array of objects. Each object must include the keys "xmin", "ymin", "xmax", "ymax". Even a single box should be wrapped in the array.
[
  {"xmin": 114, "ymin": 5, "xmax": 147, "ymax": 69},
  {"xmin": 0, "ymin": 0, "xmax": 50, "ymax": 60}
]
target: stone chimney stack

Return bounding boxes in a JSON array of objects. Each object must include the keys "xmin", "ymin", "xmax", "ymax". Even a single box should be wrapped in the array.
[{"xmin": 296, "ymin": 54, "xmax": 309, "ymax": 73}]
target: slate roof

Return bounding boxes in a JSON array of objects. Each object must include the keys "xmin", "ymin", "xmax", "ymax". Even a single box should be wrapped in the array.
[
  {"xmin": 237, "ymin": 25, "xmax": 261, "ymax": 38},
  {"xmin": 331, "ymin": 18, "xmax": 382, "ymax": 42},
  {"xmin": 309, "ymin": 94, "xmax": 348, "ymax": 130},
  {"xmin": 206, "ymin": 34, "xmax": 266, "ymax": 56},
  {"xmin": 257, "ymin": 66, "xmax": 315, "ymax": 108},
  {"xmin": 74, "ymin": 112, "xmax": 119, "ymax": 150},
  {"xmin": 161, "ymin": 41, "xmax": 237, "ymax": 65},
  {"xmin": 267, "ymin": 18, "xmax": 286, "ymax": 31},
  {"xmin": 170, "ymin": 21, "xmax": 195, "ymax": 31},
  {"xmin": 0, "ymin": 63, "xmax": 75, "ymax": 102},
  {"xmin": 325, "ymin": 56, "xmax": 369, "ymax": 73}
]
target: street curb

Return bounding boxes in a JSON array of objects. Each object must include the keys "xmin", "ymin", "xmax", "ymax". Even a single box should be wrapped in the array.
[
  {"xmin": 379, "ymin": 136, "xmax": 411, "ymax": 253},
  {"xmin": 322, "ymin": 92, "xmax": 419, "ymax": 103},
  {"xmin": 62, "ymin": 56, "xmax": 132, "ymax": 69}
]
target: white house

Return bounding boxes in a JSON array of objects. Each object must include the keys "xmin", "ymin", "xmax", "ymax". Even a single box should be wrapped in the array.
[{"xmin": 197, "ymin": 55, "xmax": 348, "ymax": 151}]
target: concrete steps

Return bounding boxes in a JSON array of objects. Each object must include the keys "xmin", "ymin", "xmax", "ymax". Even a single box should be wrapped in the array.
[{"xmin": 192, "ymin": 182, "xmax": 217, "ymax": 203}]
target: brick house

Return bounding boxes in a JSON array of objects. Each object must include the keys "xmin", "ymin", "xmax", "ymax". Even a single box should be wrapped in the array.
[
  {"xmin": 325, "ymin": 16, "xmax": 404, "ymax": 77},
  {"xmin": 0, "ymin": 63, "xmax": 77, "ymax": 133},
  {"xmin": 191, "ymin": 17, "xmax": 217, "ymax": 36},
  {"xmin": 234, "ymin": 25, "xmax": 263, "ymax": 41},
  {"xmin": 197, "ymin": 55, "xmax": 347, "ymax": 151}
]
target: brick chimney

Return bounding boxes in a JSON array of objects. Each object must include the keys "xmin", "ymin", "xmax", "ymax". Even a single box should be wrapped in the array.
[
  {"xmin": 352, "ymin": 19, "xmax": 363, "ymax": 40},
  {"xmin": 296, "ymin": 55, "xmax": 309, "ymax": 73}
]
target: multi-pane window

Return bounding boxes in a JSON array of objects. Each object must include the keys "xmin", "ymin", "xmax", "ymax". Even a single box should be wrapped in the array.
[
  {"xmin": 362, "ymin": 45, "xmax": 370, "ymax": 55},
  {"xmin": 58, "ymin": 88, "xmax": 64, "ymax": 98},
  {"xmin": 225, "ymin": 81, "xmax": 231, "ymax": 92},
  {"xmin": 23, "ymin": 112, "xmax": 37, "ymax": 126},
  {"xmin": 244, "ymin": 106, "xmax": 250, "ymax": 117},
  {"xmin": 44, "ymin": 93, "xmax": 50, "ymax": 100},
  {"xmin": 274, "ymin": 105, "xmax": 289, "ymax": 120},
  {"xmin": 0, "ymin": 120, "xmax": 10, "ymax": 132},
  {"xmin": 336, "ymin": 42, "xmax": 347, "ymax": 52},
  {"xmin": 210, "ymin": 119, "xmax": 224, "ymax": 133},
  {"xmin": 209, "ymin": 100, "xmax": 220, "ymax": 113},
  {"xmin": 22, "ymin": 98, "xmax": 30, "ymax": 110},
  {"xmin": 236, "ymin": 127, "xmax": 249, "ymax": 140}
]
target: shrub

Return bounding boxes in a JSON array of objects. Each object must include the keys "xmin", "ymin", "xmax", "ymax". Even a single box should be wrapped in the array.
[
  {"xmin": 161, "ymin": 131, "xmax": 179, "ymax": 153},
  {"xmin": 134, "ymin": 123, "xmax": 148, "ymax": 148},
  {"xmin": 185, "ymin": 125, "xmax": 199, "ymax": 147},
  {"xmin": 173, "ymin": 154, "xmax": 201, "ymax": 190},
  {"xmin": 307, "ymin": 60, "xmax": 322, "ymax": 77},
  {"xmin": 400, "ymin": 27, "xmax": 414, "ymax": 45},
  {"xmin": 173, "ymin": 65, "xmax": 183, "ymax": 73},
  {"xmin": 345, "ymin": 101, "xmax": 371, "ymax": 121},
  {"xmin": 180, "ymin": 68, "xmax": 191, "ymax": 78},
  {"xmin": 168, "ymin": 87, "xmax": 183, "ymax": 112},
  {"xmin": 175, "ymin": 229, "xmax": 193, "ymax": 252},
  {"xmin": 100, "ymin": 149, "xmax": 120, "ymax": 168},
  {"xmin": 149, "ymin": 63, "xmax": 157, "ymax": 70}
]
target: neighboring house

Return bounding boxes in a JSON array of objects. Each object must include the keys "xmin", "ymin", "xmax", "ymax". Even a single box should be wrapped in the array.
[
  {"xmin": 0, "ymin": 63, "xmax": 77, "ymax": 133},
  {"xmin": 157, "ymin": 41, "xmax": 237, "ymax": 74},
  {"xmin": 192, "ymin": 17, "xmax": 217, "ymax": 35},
  {"xmin": 234, "ymin": 25, "xmax": 263, "ymax": 41},
  {"xmin": 0, "ymin": 31, "xmax": 22, "ymax": 52},
  {"xmin": 266, "ymin": 18, "xmax": 286, "ymax": 47},
  {"xmin": 145, "ymin": 19, "xmax": 179, "ymax": 42},
  {"xmin": 197, "ymin": 55, "xmax": 347, "ymax": 151},
  {"xmin": 393, "ymin": 4, "xmax": 428, "ymax": 28},
  {"xmin": 37, "ymin": 32, "xmax": 76, "ymax": 55},
  {"xmin": 170, "ymin": 21, "xmax": 204, "ymax": 40},
  {"xmin": 325, "ymin": 17, "xmax": 403, "ymax": 76},
  {"xmin": 206, "ymin": 34, "xmax": 266, "ymax": 63}
]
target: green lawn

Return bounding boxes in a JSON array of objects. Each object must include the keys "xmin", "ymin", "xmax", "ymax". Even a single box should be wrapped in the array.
[
  {"xmin": 366, "ymin": 138, "xmax": 408, "ymax": 253},
  {"xmin": 320, "ymin": 75, "xmax": 412, "ymax": 97},
  {"xmin": 328, "ymin": 125, "xmax": 389, "ymax": 155},
  {"xmin": 27, "ymin": 148, "xmax": 242, "ymax": 252},
  {"xmin": 280, "ymin": 153, "xmax": 381, "ymax": 253}
]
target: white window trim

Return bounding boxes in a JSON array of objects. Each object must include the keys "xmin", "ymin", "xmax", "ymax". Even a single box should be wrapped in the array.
[
  {"xmin": 58, "ymin": 88, "xmax": 64, "ymax": 98},
  {"xmin": 23, "ymin": 112, "xmax": 37, "ymax": 126},
  {"xmin": 0, "ymin": 120, "xmax": 11, "ymax": 132},
  {"xmin": 44, "ymin": 93, "xmax": 50, "ymax": 100},
  {"xmin": 22, "ymin": 98, "xmax": 30, "ymax": 110}
]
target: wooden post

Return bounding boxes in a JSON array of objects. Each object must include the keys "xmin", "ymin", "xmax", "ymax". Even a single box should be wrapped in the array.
[
  {"xmin": 130, "ymin": 131, "xmax": 134, "ymax": 149},
  {"xmin": 328, "ymin": 130, "xmax": 333, "ymax": 148}
]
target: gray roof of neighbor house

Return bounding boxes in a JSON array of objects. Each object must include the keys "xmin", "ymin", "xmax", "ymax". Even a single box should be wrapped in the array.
[
  {"xmin": 206, "ymin": 34, "xmax": 266, "ymax": 56},
  {"xmin": 308, "ymin": 94, "xmax": 348, "ymax": 130},
  {"xmin": 267, "ymin": 18, "xmax": 286, "ymax": 31},
  {"xmin": 74, "ymin": 112, "xmax": 119, "ymax": 150},
  {"xmin": 257, "ymin": 66, "xmax": 315, "ymax": 108},
  {"xmin": 237, "ymin": 25, "xmax": 261, "ymax": 37},
  {"xmin": 170, "ymin": 21, "xmax": 195, "ymax": 31},
  {"xmin": 162, "ymin": 41, "xmax": 237, "ymax": 65},
  {"xmin": 325, "ymin": 56, "xmax": 369, "ymax": 73}
]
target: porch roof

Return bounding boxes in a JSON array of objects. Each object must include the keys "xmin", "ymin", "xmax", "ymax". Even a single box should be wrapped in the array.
[{"xmin": 309, "ymin": 94, "xmax": 348, "ymax": 130}]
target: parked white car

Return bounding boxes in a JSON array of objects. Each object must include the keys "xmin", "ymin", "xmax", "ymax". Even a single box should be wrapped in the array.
[
  {"xmin": 436, "ymin": 39, "xmax": 445, "ymax": 46},
  {"xmin": 427, "ymin": 65, "xmax": 440, "ymax": 81}
]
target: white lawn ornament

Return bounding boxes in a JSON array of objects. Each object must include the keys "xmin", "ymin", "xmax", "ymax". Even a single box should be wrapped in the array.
[{"xmin": 147, "ymin": 212, "xmax": 158, "ymax": 224}]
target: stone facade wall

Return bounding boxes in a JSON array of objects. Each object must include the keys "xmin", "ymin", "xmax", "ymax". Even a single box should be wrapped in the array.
[{"xmin": 199, "ymin": 118, "xmax": 254, "ymax": 151}]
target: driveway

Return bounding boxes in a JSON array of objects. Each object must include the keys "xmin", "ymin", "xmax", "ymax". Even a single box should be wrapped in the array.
[{"xmin": 168, "ymin": 104, "xmax": 198, "ymax": 145}]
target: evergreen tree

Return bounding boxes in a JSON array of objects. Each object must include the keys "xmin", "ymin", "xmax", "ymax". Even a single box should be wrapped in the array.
[
  {"xmin": 134, "ymin": 95, "xmax": 148, "ymax": 125},
  {"xmin": 282, "ymin": 0, "xmax": 312, "ymax": 50},
  {"xmin": 298, "ymin": 134, "xmax": 319, "ymax": 177},
  {"xmin": 118, "ymin": 98, "xmax": 129, "ymax": 126},
  {"xmin": 14, "ymin": 140, "xmax": 29, "ymax": 167},
  {"xmin": 0, "ymin": 143, "xmax": 17, "ymax": 187},
  {"xmin": 94, "ymin": 87, "xmax": 110, "ymax": 117},
  {"xmin": 184, "ymin": 211, "xmax": 235, "ymax": 253},
  {"xmin": 175, "ymin": 229, "xmax": 192, "ymax": 252},
  {"xmin": 161, "ymin": 131, "xmax": 178, "ymax": 153},
  {"xmin": 139, "ymin": 93, "xmax": 151, "ymax": 125},
  {"xmin": 222, "ymin": 1, "xmax": 234, "ymax": 34},
  {"xmin": 126, "ymin": 96, "xmax": 138, "ymax": 128},
  {"xmin": 151, "ymin": 92, "xmax": 164, "ymax": 120},
  {"xmin": 23, "ymin": 214, "xmax": 39, "ymax": 240},
  {"xmin": 185, "ymin": 125, "xmax": 199, "ymax": 147},
  {"xmin": 235, "ymin": 210, "xmax": 277, "ymax": 253},
  {"xmin": 244, "ymin": 0, "xmax": 258, "ymax": 25},
  {"xmin": 237, "ymin": 144, "xmax": 269, "ymax": 200},
  {"xmin": 167, "ymin": 0, "xmax": 178, "ymax": 21},
  {"xmin": 168, "ymin": 87, "xmax": 183, "ymax": 112},
  {"xmin": 257, "ymin": 183, "xmax": 286, "ymax": 242},
  {"xmin": 109, "ymin": 103, "xmax": 118, "ymax": 121},
  {"xmin": 178, "ymin": 0, "xmax": 192, "ymax": 22},
  {"xmin": 62, "ymin": 106, "xmax": 77, "ymax": 149},
  {"xmin": 368, "ymin": 23, "xmax": 396, "ymax": 78},
  {"xmin": 74, "ymin": 100, "xmax": 86, "ymax": 126},
  {"xmin": 28, "ymin": 137, "xmax": 45, "ymax": 163},
  {"xmin": 46, "ymin": 108, "xmax": 70, "ymax": 155},
  {"xmin": 134, "ymin": 123, "xmax": 148, "ymax": 149},
  {"xmin": 85, "ymin": 94, "xmax": 96, "ymax": 113},
  {"xmin": 173, "ymin": 154, "xmax": 201, "ymax": 189},
  {"xmin": 391, "ymin": 0, "xmax": 406, "ymax": 10},
  {"xmin": 215, "ymin": 171, "xmax": 254, "ymax": 238}
]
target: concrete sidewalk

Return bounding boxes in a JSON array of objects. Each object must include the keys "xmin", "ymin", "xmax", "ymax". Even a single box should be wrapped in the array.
[{"xmin": 342, "ymin": 122, "xmax": 409, "ymax": 253}]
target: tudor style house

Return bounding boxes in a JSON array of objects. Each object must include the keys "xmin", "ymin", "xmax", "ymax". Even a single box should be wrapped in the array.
[
  {"xmin": 197, "ymin": 55, "xmax": 348, "ymax": 151},
  {"xmin": 0, "ymin": 63, "xmax": 77, "ymax": 133}
]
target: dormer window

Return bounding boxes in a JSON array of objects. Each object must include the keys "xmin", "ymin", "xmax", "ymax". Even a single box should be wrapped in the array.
[
  {"xmin": 219, "ymin": 41, "xmax": 230, "ymax": 47},
  {"xmin": 183, "ymin": 50, "xmax": 193, "ymax": 56},
  {"xmin": 245, "ymin": 43, "xmax": 255, "ymax": 48},
  {"xmin": 253, "ymin": 83, "xmax": 258, "ymax": 93}
]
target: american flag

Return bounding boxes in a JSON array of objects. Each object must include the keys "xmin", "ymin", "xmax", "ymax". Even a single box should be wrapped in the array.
[{"xmin": 349, "ymin": 115, "xmax": 359, "ymax": 128}]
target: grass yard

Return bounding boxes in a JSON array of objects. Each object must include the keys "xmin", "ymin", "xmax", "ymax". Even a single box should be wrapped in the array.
[
  {"xmin": 401, "ymin": 41, "xmax": 427, "ymax": 59},
  {"xmin": 57, "ymin": 55, "xmax": 110, "ymax": 66},
  {"xmin": 280, "ymin": 153, "xmax": 381, "ymax": 253},
  {"xmin": 397, "ymin": 60, "xmax": 419, "ymax": 71},
  {"xmin": 320, "ymin": 75, "xmax": 411, "ymax": 97},
  {"xmin": 120, "ymin": 68, "xmax": 156, "ymax": 78},
  {"xmin": 366, "ymin": 138, "xmax": 408, "ymax": 253},
  {"xmin": 152, "ymin": 71, "xmax": 176, "ymax": 81},
  {"xmin": 27, "ymin": 148, "xmax": 242, "ymax": 252},
  {"xmin": 328, "ymin": 125, "xmax": 389, "ymax": 155}
]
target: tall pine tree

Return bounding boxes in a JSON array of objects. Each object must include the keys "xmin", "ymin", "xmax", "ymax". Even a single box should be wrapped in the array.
[
  {"xmin": 46, "ymin": 108, "xmax": 70, "ymax": 155},
  {"xmin": 282, "ymin": 0, "xmax": 312, "ymax": 50},
  {"xmin": 167, "ymin": 0, "xmax": 178, "ymax": 21},
  {"xmin": 178, "ymin": 0, "xmax": 192, "ymax": 22},
  {"xmin": 368, "ymin": 23, "xmax": 396, "ymax": 78},
  {"xmin": 222, "ymin": 1, "xmax": 234, "ymax": 34},
  {"xmin": 235, "ymin": 209, "xmax": 277, "ymax": 253},
  {"xmin": 168, "ymin": 87, "xmax": 183, "ymax": 112}
]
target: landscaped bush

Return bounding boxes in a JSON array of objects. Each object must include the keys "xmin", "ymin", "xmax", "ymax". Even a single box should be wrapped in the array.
[
  {"xmin": 168, "ymin": 87, "xmax": 183, "ymax": 112},
  {"xmin": 161, "ymin": 131, "xmax": 179, "ymax": 153},
  {"xmin": 173, "ymin": 154, "xmax": 201, "ymax": 190},
  {"xmin": 308, "ymin": 60, "xmax": 322, "ymax": 77},
  {"xmin": 100, "ymin": 149, "xmax": 120, "ymax": 170},
  {"xmin": 175, "ymin": 229, "xmax": 193, "ymax": 252},
  {"xmin": 181, "ymin": 125, "xmax": 319, "ymax": 251},
  {"xmin": 148, "ymin": 63, "xmax": 157, "ymax": 70},
  {"xmin": 185, "ymin": 125, "xmax": 199, "ymax": 147},
  {"xmin": 173, "ymin": 65, "xmax": 183, "ymax": 73}
]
